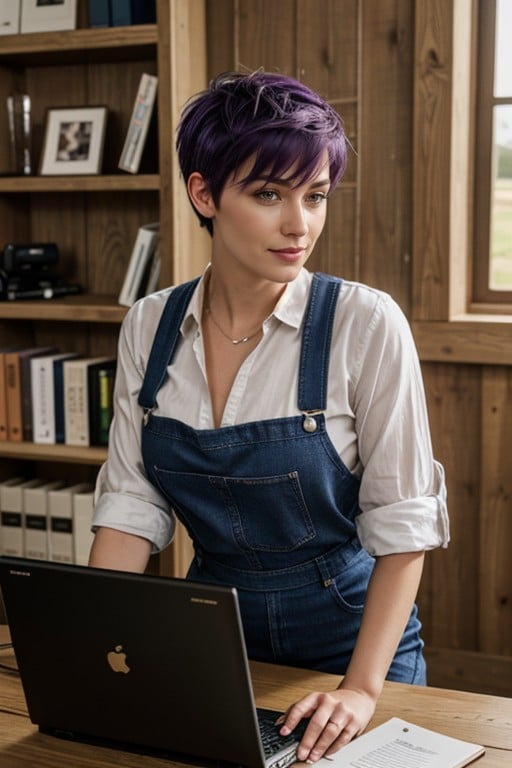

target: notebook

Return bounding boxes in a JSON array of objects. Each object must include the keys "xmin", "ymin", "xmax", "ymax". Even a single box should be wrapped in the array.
[{"xmin": 0, "ymin": 556, "xmax": 306, "ymax": 768}]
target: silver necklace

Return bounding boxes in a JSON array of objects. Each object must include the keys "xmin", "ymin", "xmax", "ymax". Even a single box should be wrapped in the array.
[{"xmin": 205, "ymin": 305, "xmax": 262, "ymax": 345}]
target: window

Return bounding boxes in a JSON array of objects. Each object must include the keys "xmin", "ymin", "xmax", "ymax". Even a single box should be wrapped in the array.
[{"xmin": 473, "ymin": 0, "xmax": 512, "ymax": 305}]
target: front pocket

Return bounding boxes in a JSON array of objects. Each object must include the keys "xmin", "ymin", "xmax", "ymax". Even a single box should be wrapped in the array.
[
  {"xmin": 153, "ymin": 468, "xmax": 316, "ymax": 553},
  {"xmin": 326, "ymin": 547, "xmax": 375, "ymax": 614}
]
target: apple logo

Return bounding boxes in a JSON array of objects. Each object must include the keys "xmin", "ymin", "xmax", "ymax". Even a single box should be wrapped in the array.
[{"xmin": 107, "ymin": 644, "xmax": 130, "ymax": 674}]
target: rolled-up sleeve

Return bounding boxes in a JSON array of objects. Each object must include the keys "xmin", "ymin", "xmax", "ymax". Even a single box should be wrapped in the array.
[
  {"xmin": 350, "ymin": 292, "xmax": 450, "ymax": 556},
  {"xmin": 92, "ymin": 295, "xmax": 176, "ymax": 553}
]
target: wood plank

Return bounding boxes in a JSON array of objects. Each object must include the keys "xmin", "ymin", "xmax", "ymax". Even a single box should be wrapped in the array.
[
  {"xmin": 424, "ymin": 646, "xmax": 512, "ymax": 697},
  {"xmin": 412, "ymin": 0, "xmax": 452, "ymax": 319},
  {"xmin": 412, "ymin": 320, "xmax": 512, "ymax": 364},
  {"xmin": 418, "ymin": 363, "xmax": 480, "ymax": 650},
  {"xmin": 296, "ymin": 0, "xmax": 358, "ymax": 99},
  {"xmin": 0, "ymin": 176, "xmax": 159, "ymax": 193},
  {"xmin": 0, "ymin": 442, "xmax": 106, "ymax": 465},
  {"xmin": 479, "ymin": 368, "xmax": 512, "ymax": 655},
  {"xmin": 0, "ymin": 296, "xmax": 126, "ymax": 323},
  {"xmin": 360, "ymin": 0, "xmax": 414, "ymax": 314}
]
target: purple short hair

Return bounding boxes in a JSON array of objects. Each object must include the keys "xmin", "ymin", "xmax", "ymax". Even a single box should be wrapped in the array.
[{"xmin": 176, "ymin": 70, "xmax": 349, "ymax": 235}]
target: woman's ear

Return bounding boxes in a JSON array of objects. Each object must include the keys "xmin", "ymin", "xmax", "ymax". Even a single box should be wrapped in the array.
[{"xmin": 187, "ymin": 173, "xmax": 216, "ymax": 220}]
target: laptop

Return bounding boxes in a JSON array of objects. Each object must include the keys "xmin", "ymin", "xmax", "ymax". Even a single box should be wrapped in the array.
[{"xmin": 0, "ymin": 556, "xmax": 306, "ymax": 768}]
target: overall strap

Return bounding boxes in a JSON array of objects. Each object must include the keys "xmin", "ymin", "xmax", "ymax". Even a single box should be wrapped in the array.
[
  {"xmin": 298, "ymin": 272, "xmax": 342, "ymax": 412},
  {"xmin": 138, "ymin": 277, "xmax": 200, "ymax": 411}
]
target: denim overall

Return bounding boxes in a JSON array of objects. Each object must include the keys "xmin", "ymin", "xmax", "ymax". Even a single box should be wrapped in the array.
[{"xmin": 138, "ymin": 273, "xmax": 426, "ymax": 683}]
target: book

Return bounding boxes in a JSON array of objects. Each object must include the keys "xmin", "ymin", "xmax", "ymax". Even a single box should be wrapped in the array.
[
  {"xmin": 63, "ymin": 357, "xmax": 116, "ymax": 446},
  {"xmin": 88, "ymin": 360, "xmax": 117, "ymax": 446},
  {"xmin": 31, "ymin": 353, "xmax": 78, "ymax": 444},
  {"xmin": 131, "ymin": 0, "xmax": 156, "ymax": 24},
  {"xmin": 73, "ymin": 489, "xmax": 95, "ymax": 565},
  {"xmin": 0, "ymin": 478, "xmax": 42, "ymax": 558},
  {"xmin": 321, "ymin": 718, "xmax": 485, "ymax": 768},
  {"xmin": 118, "ymin": 222, "xmax": 159, "ymax": 306},
  {"xmin": 49, "ymin": 482, "xmax": 93, "ymax": 564},
  {"xmin": 88, "ymin": 0, "xmax": 110, "ymax": 27},
  {"xmin": 0, "ymin": 0, "xmax": 20, "ymax": 35},
  {"xmin": 54, "ymin": 354, "xmax": 80, "ymax": 444},
  {"xmin": 139, "ymin": 239, "xmax": 161, "ymax": 297},
  {"xmin": 110, "ymin": 0, "xmax": 131, "ymax": 26},
  {"xmin": 118, "ymin": 73, "xmax": 158, "ymax": 174},
  {"xmin": 23, "ymin": 481, "xmax": 64, "ymax": 560},
  {"xmin": 5, "ymin": 347, "xmax": 56, "ymax": 442},
  {"xmin": 0, "ymin": 477, "xmax": 24, "ymax": 555},
  {"xmin": 0, "ymin": 347, "xmax": 20, "ymax": 442}
]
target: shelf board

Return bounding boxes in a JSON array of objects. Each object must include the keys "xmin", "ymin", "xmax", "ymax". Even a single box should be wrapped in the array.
[
  {"xmin": 0, "ymin": 295, "xmax": 128, "ymax": 323},
  {"xmin": 0, "ymin": 441, "xmax": 107, "ymax": 466},
  {"xmin": 0, "ymin": 25, "xmax": 158, "ymax": 64},
  {"xmin": 0, "ymin": 174, "xmax": 159, "ymax": 193}
]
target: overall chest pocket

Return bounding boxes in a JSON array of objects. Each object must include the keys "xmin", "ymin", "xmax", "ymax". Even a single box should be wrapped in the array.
[{"xmin": 153, "ymin": 468, "xmax": 317, "ymax": 553}]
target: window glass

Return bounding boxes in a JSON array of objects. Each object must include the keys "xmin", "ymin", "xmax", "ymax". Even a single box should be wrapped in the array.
[
  {"xmin": 489, "ymin": 1, "xmax": 512, "ymax": 291},
  {"xmin": 495, "ymin": 0, "xmax": 512, "ymax": 97}
]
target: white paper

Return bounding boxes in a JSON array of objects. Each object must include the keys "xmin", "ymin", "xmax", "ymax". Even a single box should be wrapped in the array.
[{"xmin": 313, "ymin": 718, "xmax": 484, "ymax": 768}]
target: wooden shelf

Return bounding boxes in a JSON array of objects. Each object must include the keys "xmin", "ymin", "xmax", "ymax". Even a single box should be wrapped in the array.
[
  {"xmin": 0, "ymin": 25, "xmax": 158, "ymax": 64},
  {"xmin": 0, "ymin": 295, "xmax": 128, "ymax": 323},
  {"xmin": 0, "ymin": 175, "xmax": 159, "ymax": 193},
  {"xmin": 0, "ymin": 441, "xmax": 107, "ymax": 465}
]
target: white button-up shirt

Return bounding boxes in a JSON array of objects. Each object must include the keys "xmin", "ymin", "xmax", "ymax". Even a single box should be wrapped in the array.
[{"xmin": 93, "ymin": 268, "xmax": 449, "ymax": 557}]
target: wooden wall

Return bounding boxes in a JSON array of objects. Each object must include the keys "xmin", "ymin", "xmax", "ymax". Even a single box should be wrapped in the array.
[{"xmin": 205, "ymin": 0, "xmax": 512, "ymax": 697}]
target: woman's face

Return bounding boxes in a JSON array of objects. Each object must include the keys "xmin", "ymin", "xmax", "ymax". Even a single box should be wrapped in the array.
[{"xmin": 209, "ymin": 152, "xmax": 330, "ymax": 284}]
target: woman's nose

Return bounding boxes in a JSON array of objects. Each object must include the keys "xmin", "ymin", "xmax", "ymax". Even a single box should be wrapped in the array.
[{"xmin": 281, "ymin": 202, "xmax": 308, "ymax": 236}]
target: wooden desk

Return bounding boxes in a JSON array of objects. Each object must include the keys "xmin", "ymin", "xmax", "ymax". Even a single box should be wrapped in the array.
[{"xmin": 1, "ymin": 626, "xmax": 511, "ymax": 767}]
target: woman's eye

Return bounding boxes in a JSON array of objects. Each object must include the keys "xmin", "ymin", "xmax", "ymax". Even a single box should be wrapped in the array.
[
  {"xmin": 308, "ymin": 192, "xmax": 328, "ymax": 205},
  {"xmin": 256, "ymin": 189, "xmax": 279, "ymax": 202}
]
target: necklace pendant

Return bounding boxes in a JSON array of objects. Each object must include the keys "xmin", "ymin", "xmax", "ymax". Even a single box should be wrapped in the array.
[{"xmin": 232, "ymin": 336, "xmax": 249, "ymax": 345}]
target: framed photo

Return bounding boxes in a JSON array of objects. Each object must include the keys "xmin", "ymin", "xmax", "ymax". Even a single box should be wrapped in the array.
[
  {"xmin": 39, "ymin": 106, "xmax": 108, "ymax": 176},
  {"xmin": 20, "ymin": 0, "xmax": 77, "ymax": 34}
]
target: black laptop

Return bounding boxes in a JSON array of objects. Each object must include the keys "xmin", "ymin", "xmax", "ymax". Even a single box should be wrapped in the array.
[{"xmin": 0, "ymin": 556, "xmax": 307, "ymax": 768}]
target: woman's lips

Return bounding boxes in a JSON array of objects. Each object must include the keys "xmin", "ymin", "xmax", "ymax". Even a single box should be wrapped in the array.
[{"xmin": 268, "ymin": 248, "xmax": 305, "ymax": 262}]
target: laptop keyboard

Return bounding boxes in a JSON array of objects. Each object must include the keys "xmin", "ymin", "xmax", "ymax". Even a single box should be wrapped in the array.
[{"xmin": 257, "ymin": 708, "xmax": 307, "ymax": 760}]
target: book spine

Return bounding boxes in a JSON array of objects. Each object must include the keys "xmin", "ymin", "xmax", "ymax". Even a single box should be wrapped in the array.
[
  {"xmin": 31, "ymin": 357, "xmax": 55, "ymax": 444},
  {"xmin": 49, "ymin": 491, "xmax": 74, "ymax": 563},
  {"xmin": 4, "ymin": 353, "xmax": 22, "ymax": 442},
  {"xmin": 73, "ymin": 491, "xmax": 95, "ymax": 565},
  {"xmin": 54, "ymin": 358, "xmax": 68, "ymax": 444},
  {"xmin": 23, "ymin": 487, "xmax": 48, "ymax": 560},
  {"xmin": 98, "ymin": 367, "xmax": 115, "ymax": 444},
  {"xmin": 20, "ymin": 353, "xmax": 35, "ymax": 442},
  {"xmin": 130, "ymin": 0, "xmax": 156, "ymax": 24},
  {"xmin": 64, "ymin": 361, "xmax": 90, "ymax": 446},
  {"xmin": 0, "ymin": 480, "xmax": 38, "ymax": 557},
  {"xmin": 118, "ymin": 224, "xmax": 159, "ymax": 307},
  {"xmin": 0, "ymin": 352, "xmax": 10, "ymax": 441},
  {"xmin": 88, "ymin": 0, "xmax": 110, "ymax": 27},
  {"xmin": 110, "ymin": 0, "xmax": 131, "ymax": 26},
  {"xmin": 118, "ymin": 74, "xmax": 158, "ymax": 174},
  {"xmin": 88, "ymin": 364, "xmax": 116, "ymax": 446}
]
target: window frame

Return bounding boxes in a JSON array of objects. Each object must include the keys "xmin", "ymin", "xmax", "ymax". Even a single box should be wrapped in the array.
[{"xmin": 472, "ymin": 0, "xmax": 512, "ymax": 307}]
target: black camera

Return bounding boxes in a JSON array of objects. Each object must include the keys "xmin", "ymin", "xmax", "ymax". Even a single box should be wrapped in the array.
[
  {"xmin": 1, "ymin": 242, "xmax": 59, "ymax": 274},
  {"xmin": 0, "ymin": 242, "xmax": 82, "ymax": 301}
]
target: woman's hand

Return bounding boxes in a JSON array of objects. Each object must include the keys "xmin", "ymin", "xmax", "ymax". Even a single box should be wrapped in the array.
[{"xmin": 277, "ymin": 686, "xmax": 376, "ymax": 763}]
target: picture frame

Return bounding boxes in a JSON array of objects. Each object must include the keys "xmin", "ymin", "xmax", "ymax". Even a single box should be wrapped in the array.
[
  {"xmin": 20, "ymin": 0, "xmax": 77, "ymax": 35},
  {"xmin": 39, "ymin": 106, "xmax": 108, "ymax": 176}
]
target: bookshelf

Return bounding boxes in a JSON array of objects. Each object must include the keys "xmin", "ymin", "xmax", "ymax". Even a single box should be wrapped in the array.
[{"xmin": 0, "ymin": 0, "xmax": 208, "ymax": 576}]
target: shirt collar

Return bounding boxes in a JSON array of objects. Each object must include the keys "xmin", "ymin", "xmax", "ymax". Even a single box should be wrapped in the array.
[{"xmin": 182, "ymin": 265, "xmax": 313, "ymax": 335}]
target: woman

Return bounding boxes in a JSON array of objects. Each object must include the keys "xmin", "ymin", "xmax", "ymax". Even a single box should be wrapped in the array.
[{"xmin": 90, "ymin": 71, "xmax": 449, "ymax": 761}]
